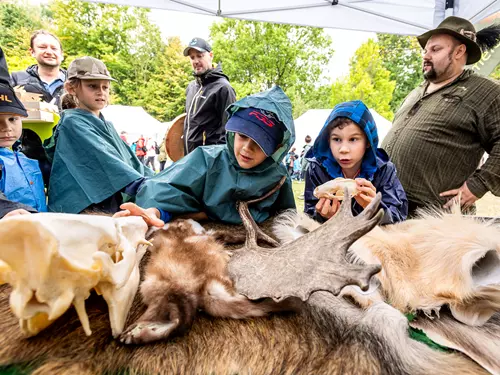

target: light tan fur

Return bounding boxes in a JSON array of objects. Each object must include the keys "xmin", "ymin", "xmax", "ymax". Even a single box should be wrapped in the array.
[
  {"xmin": 274, "ymin": 210, "xmax": 500, "ymax": 325},
  {"xmin": 351, "ymin": 213, "xmax": 500, "ymax": 324}
]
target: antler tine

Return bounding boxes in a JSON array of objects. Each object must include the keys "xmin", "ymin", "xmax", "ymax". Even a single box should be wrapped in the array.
[
  {"xmin": 237, "ymin": 201, "xmax": 259, "ymax": 248},
  {"xmin": 236, "ymin": 177, "xmax": 286, "ymax": 248},
  {"xmin": 338, "ymin": 186, "xmax": 355, "ymax": 218},
  {"xmin": 358, "ymin": 192, "xmax": 383, "ymax": 220}
]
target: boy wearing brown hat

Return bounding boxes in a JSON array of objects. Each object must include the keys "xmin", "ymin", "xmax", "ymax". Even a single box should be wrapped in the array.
[
  {"xmin": 0, "ymin": 47, "xmax": 47, "ymax": 219},
  {"xmin": 382, "ymin": 16, "xmax": 500, "ymax": 215}
]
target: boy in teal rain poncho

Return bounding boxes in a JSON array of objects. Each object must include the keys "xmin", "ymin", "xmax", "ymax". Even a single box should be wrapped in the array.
[{"xmin": 122, "ymin": 86, "xmax": 296, "ymax": 225}]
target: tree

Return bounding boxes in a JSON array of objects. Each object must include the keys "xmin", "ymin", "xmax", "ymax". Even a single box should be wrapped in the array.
[
  {"xmin": 209, "ymin": 19, "xmax": 334, "ymax": 111},
  {"xmin": 0, "ymin": 2, "xmax": 49, "ymax": 71},
  {"xmin": 331, "ymin": 39, "xmax": 395, "ymax": 120},
  {"xmin": 377, "ymin": 34, "xmax": 422, "ymax": 113},
  {"xmin": 2, "ymin": 0, "xmax": 192, "ymax": 122},
  {"xmin": 135, "ymin": 37, "xmax": 192, "ymax": 121}
]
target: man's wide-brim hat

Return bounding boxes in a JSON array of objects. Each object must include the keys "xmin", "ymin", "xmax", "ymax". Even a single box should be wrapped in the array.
[{"xmin": 417, "ymin": 16, "xmax": 482, "ymax": 65}]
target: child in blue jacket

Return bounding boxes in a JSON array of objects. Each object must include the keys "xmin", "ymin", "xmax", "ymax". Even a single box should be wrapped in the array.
[
  {"xmin": 304, "ymin": 100, "xmax": 407, "ymax": 225},
  {"xmin": 0, "ymin": 47, "xmax": 46, "ymax": 219}
]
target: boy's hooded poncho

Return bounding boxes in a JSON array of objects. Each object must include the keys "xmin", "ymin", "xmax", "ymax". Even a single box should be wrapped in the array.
[
  {"xmin": 48, "ymin": 109, "xmax": 152, "ymax": 213},
  {"xmin": 304, "ymin": 100, "xmax": 408, "ymax": 225},
  {"xmin": 135, "ymin": 86, "xmax": 296, "ymax": 224}
]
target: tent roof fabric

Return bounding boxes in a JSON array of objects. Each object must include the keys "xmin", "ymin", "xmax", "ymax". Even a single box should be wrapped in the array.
[
  {"xmin": 292, "ymin": 108, "xmax": 392, "ymax": 151},
  {"xmin": 86, "ymin": 0, "xmax": 499, "ymax": 35}
]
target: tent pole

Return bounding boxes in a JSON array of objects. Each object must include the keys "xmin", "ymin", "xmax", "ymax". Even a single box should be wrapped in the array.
[
  {"xmin": 470, "ymin": 0, "xmax": 498, "ymax": 23},
  {"xmin": 445, "ymin": 0, "xmax": 454, "ymax": 18}
]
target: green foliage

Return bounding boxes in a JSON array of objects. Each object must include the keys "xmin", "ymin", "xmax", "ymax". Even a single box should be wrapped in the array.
[
  {"xmin": 1, "ymin": 0, "xmax": 192, "ymax": 122},
  {"xmin": 209, "ymin": 19, "xmax": 334, "ymax": 117},
  {"xmin": 377, "ymin": 34, "xmax": 422, "ymax": 113},
  {"xmin": 491, "ymin": 64, "xmax": 500, "ymax": 80},
  {"xmin": 331, "ymin": 39, "xmax": 395, "ymax": 120},
  {"xmin": 0, "ymin": 1, "xmax": 49, "ymax": 71}
]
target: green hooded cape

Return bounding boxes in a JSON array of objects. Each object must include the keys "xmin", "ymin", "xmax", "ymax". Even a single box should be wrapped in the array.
[
  {"xmin": 135, "ymin": 86, "xmax": 296, "ymax": 224},
  {"xmin": 48, "ymin": 109, "xmax": 152, "ymax": 213}
]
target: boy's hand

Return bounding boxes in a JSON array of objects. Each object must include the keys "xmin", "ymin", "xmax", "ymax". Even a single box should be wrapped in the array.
[
  {"xmin": 354, "ymin": 178, "xmax": 377, "ymax": 208},
  {"xmin": 315, "ymin": 197, "xmax": 340, "ymax": 219},
  {"xmin": 3, "ymin": 209, "xmax": 32, "ymax": 219},
  {"xmin": 113, "ymin": 203, "xmax": 164, "ymax": 228}
]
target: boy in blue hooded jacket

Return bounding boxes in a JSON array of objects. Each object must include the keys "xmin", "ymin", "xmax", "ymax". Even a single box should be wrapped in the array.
[
  {"xmin": 121, "ymin": 86, "xmax": 296, "ymax": 225},
  {"xmin": 304, "ymin": 100, "xmax": 407, "ymax": 225}
]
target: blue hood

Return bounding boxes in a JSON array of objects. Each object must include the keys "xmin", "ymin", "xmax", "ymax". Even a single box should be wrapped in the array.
[{"xmin": 313, "ymin": 100, "xmax": 379, "ymax": 179}]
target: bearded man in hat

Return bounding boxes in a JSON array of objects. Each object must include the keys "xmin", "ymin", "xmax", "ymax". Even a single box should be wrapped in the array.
[
  {"xmin": 382, "ymin": 16, "xmax": 500, "ymax": 215},
  {"xmin": 182, "ymin": 37, "xmax": 236, "ymax": 155}
]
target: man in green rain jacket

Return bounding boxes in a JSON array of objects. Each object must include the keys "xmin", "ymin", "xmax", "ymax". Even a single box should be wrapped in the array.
[{"xmin": 133, "ymin": 86, "xmax": 296, "ymax": 224}]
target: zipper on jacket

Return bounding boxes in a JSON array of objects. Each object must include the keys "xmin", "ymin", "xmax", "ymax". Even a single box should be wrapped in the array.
[{"xmin": 185, "ymin": 86, "xmax": 203, "ymax": 152}]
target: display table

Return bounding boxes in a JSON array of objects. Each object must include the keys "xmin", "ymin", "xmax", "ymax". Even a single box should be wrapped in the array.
[{"xmin": 22, "ymin": 112, "xmax": 60, "ymax": 142}]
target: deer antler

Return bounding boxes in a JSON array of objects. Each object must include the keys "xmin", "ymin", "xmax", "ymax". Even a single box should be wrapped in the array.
[
  {"xmin": 228, "ymin": 189, "xmax": 383, "ymax": 302},
  {"xmin": 237, "ymin": 176, "xmax": 287, "ymax": 248}
]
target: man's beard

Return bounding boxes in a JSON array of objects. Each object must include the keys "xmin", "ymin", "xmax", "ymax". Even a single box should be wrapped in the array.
[
  {"xmin": 39, "ymin": 59, "xmax": 60, "ymax": 68},
  {"xmin": 423, "ymin": 64, "xmax": 437, "ymax": 80},
  {"xmin": 422, "ymin": 51, "xmax": 453, "ymax": 82},
  {"xmin": 193, "ymin": 67, "xmax": 210, "ymax": 77}
]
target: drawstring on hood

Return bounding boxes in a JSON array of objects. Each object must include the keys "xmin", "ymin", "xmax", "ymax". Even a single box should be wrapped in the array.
[{"xmin": 313, "ymin": 100, "xmax": 379, "ymax": 179}]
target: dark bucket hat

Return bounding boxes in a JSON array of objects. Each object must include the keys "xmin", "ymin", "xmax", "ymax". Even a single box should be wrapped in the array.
[{"xmin": 417, "ymin": 16, "xmax": 482, "ymax": 65}]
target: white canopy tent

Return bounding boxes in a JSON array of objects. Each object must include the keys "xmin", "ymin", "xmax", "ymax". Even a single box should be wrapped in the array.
[
  {"xmin": 292, "ymin": 108, "xmax": 392, "ymax": 152},
  {"xmin": 101, "ymin": 105, "xmax": 169, "ymax": 144},
  {"xmin": 87, "ymin": 0, "xmax": 499, "ymax": 35}
]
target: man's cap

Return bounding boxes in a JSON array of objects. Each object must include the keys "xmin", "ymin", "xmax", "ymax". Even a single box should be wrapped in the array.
[
  {"xmin": 0, "ymin": 47, "xmax": 28, "ymax": 117},
  {"xmin": 226, "ymin": 107, "xmax": 285, "ymax": 157},
  {"xmin": 67, "ymin": 56, "xmax": 116, "ymax": 81},
  {"xmin": 183, "ymin": 37, "xmax": 212, "ymax": 56},
  {"xmin": 417, "ymin": 16, "xmax": 482, "ymax": 65}
]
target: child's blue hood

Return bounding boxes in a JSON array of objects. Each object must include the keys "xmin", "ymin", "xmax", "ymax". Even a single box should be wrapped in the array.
[{"xmin": 313, "ymin": 100, "xmax": 379, "ymax": 179}]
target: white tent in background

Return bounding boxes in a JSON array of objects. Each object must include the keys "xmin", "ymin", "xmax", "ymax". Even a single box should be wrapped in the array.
[
  {"xmin": 101, "ymin": 105, "xmax": 168, "ymax": 143},
  {"xmin": 86, "ymin": 0, "xmax": 499, "ymax": 36},
  {"xmin": 293, "ymin": 108, "xmax": 392, "ymax": 151}
]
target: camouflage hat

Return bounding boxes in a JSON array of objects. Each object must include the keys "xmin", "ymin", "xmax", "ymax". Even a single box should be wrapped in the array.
[{"xmin": 67, "ymin": 56, "xmax": 116, "ymax": 81}]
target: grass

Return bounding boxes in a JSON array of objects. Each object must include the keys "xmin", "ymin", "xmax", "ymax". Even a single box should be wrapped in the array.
[
  {"xmin": 292, "ymin": 181, "xmax": 500, "ymax": 217},
  {"xmin": 292, "ymin": 180, "xmax": 305, "ymax": 212}
]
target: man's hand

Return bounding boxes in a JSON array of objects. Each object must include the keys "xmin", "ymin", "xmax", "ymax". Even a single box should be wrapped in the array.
[
  {"xmin": 440, "ymin": 182, "xmax": 478, "ymax": 210},
  {"xmin": 3, "ymin": 209, "xmax": 32, "ymax": 219},
  {"xmin": 113, "ymin": 203, "xmax": 164, "ymax": 227},
  {"xmin": 316, "ymin": 197, "xmax": 340, "ymax": 219},
  {"xmin": 354, "ymin": 178, "xmax": 377, "ymax": 208}
]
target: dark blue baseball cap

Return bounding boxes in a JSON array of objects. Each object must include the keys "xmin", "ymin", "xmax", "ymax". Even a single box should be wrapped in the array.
[{"xmin": 226, "ymin": 107, "xmax": 285, "ymax": 156}]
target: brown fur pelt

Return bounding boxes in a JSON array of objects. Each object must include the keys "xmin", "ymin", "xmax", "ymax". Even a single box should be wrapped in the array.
[{"xmin": 0, "ymin": 218, "xmax": 489, "ymax": 375}]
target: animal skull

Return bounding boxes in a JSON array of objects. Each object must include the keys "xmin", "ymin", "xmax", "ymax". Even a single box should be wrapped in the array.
[
  {"xmin": 0, "ymin": 213, "xmax": 150, "ymax": 337},
  {"xmin": 313, "ymin": 178, "xmax": 359, "ymax": 200}
]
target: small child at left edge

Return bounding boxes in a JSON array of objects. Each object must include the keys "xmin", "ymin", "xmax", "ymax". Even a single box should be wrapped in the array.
[{"xmin": 0, "ymin": 47, "xmax": 47, "ymax": 219}]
